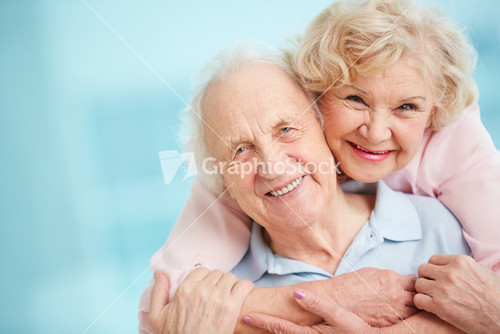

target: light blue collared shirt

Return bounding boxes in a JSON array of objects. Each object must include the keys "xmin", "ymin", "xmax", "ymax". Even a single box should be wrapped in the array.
[{"xmin": 232, "ymin": 181, "xmax": 470, "ymax": 286}]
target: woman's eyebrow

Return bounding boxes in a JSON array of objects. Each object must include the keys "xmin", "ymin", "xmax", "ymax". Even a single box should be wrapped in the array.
[
  {"xmin": 346, "ymin": 85, "xmax": 370, "ymax": 96},
  {"xmin": 398, "ymin": 96, "xmax": 426, "ymax": 103}
]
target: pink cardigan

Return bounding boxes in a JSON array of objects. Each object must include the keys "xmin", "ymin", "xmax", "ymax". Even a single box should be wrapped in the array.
[{"xmin": 138, "ymin": 103, "xmax": 500, "ymax": 333}]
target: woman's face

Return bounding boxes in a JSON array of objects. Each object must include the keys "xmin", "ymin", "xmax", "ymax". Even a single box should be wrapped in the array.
[
  {"xmin": 321, "ymin": 58, "xmax": 435, "ymax": 182},
  {"xmin": 203, "ymin": 63, "xmax": 337, "ymax": 231}
]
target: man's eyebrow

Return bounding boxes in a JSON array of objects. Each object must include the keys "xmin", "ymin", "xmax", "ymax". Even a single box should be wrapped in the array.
[
  {"xmin": 273, "ymin": 120, "xmax": 292, "ymax": 129},
  {"xmin": 272, "ymin": 117, "xmax": 302, "ymax": 129},
  {"xmin": 226, "ymin": 134, "xmax": 251, "ymax": 152}
]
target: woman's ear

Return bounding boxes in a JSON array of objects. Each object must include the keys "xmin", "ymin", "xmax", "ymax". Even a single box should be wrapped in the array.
[{"xmin": 426, "ymin": 107, "xmax": 435, "ymax": 128}]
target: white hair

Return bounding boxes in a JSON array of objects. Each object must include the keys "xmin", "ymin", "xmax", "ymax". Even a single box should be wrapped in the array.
[{"xmin": 179, "ymin": 42, "xmax": 323, "ymax": 195}]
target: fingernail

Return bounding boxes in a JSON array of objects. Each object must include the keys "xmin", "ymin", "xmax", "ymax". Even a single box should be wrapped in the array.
[
  {"xmin": 242, "ymin": 316, "xmax": 252, "ymax": 323},
  {"xmin": 294, "ymin": 289, "xmax": 306, "ymax": 300},
  {"xmin": 154, "ymin": 271, "xmax": 159, "ymax": 280}
]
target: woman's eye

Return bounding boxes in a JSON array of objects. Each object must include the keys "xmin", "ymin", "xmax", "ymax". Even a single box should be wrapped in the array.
[
  {"xmin": 346, "ymin": 95, "xmax": 365, "ymax": 104},
  {"xmin": 397, "ymin": 103, "xmax": 417, "ymax": 112}
]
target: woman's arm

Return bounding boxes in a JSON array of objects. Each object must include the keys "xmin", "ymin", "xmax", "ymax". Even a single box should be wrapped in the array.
[
  {"xmin": 147, "ymin": 268, "xmax": 416, "ymax": 334},
  {"xmin": 385, "ymin": 104, "xmax": 500, "ymax": 273},
  {"xmin": 235, "ymin": 268, "xmax": 417, "ymax": 333},
  {"xmin": 243, "ymin": 289, "xmax": 464, "ymax": 334}
]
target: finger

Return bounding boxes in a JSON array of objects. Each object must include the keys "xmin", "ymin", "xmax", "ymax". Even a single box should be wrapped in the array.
[
  {"xmin": 200, "ymin": 269, "xmax": 224, "ymax": 288},
  {"xmin": 413, "ymin": 292, "xmax": 436, "ymax": 314},
  {"xmin": 428, "ymin": 254, "xmax": 453, "ymax": 266},
  {"xmin": 211, "ymin": 272, "xmax": 240, "ymax": 300},
  {"xmin": 149, "ymin": 271, "xmax": 170, "ymax": 316},
  {"xmin": 231, "ymin": 279, "xmax": 254, "ymax": 299},
  {"xmin": 415, "ymin": 277, "xmax": 436, "ymax": 295},
  {"xmin": 216, "ymin": 272, "xmax": 238, "ymax": 289},
  {"xmin": 292, "ymin": 289, "xmax": 340, "ymax": 321},
  {"xmin": 293, "ymin": 290, "xmax": 372, "ymax": 332},
  {"xmin": 404, "ymin": 291, "xmax": 417, "ymax": 308},
  {"xmin": 418, "ymin": 262, "xmax": 442, "ymax": 280},
  {"xmin": 183, "ymin": 266, "xmax": 210, "ymax": 283},
  {"xmin": 402, "ymin": 274, "xmax": 417, "ymax": 291},
  {"xmin": 243, "ymin": 313, "xmax": 312, "ymax": 334}
]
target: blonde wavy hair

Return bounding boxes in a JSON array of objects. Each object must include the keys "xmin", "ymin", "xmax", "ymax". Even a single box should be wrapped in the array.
[{"xmin": 288, "ymin": 0, "xmax": 478, "ymax": 129}]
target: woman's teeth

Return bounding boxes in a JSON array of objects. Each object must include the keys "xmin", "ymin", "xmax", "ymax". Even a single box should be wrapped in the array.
[
  {"xmin": 270, "ymin": 177, "xmax": 303, "ymax": 197},
  {"xmin": 354, "ymin": 144, "xmax": 389, "ymax": 155}
]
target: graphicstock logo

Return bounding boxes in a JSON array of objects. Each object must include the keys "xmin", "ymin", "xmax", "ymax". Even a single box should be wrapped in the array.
[
  {"xmin": 202, "ymin": 157, "xmax": 341, "ymax": 177},
  {"xmin": 159, "ymin": 151, "xmax": 342, "ymax": 184},
  {"xmin": 159, "ymin": 150, "xmax": 197, "ymax": 184}
]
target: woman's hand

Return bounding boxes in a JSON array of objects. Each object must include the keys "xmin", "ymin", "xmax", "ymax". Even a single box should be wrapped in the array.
[
  {"xmin": 243, "ymin": 289, "xmax": 381, "ymax": 334},
  {"xmin": 415, "ymin": 254, "xmax": 500, "ymax": 334},
  {"xmin": 148, "ymin": 268, "xmax": 253, "ymax": 334}
]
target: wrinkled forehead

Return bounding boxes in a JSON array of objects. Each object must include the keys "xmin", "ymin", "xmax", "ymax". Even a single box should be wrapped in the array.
[
  {"xmin": 201, "ymin": 64, "xmax": 316, "ymax": 152},
  {"xmin": 328, "ymin": 55, "xmax": 434, "ymax": 97}
]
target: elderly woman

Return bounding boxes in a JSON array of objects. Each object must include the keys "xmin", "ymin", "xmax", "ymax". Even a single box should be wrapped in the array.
[
  {"xmin": 149, "ymin": 44, "xmax": 469, "ymax": 333},
  {"xmin": 139, "ymin": 0, "xmax": 500, "ymax": 332}
]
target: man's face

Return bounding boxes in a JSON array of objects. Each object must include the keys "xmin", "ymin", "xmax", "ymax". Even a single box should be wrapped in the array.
[{"xmin": 202, "ymin": 63, "xmax": 337, "ymax": 230}]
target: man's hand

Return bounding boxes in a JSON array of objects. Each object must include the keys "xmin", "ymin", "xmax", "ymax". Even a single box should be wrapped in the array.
[
  {"xmin": 148, "ymin": 268, "xmax": 253, "ymax": 334},
  {"xmin": 325, "ymin": 267, "xmax": 417, "ymax": 326},
  {"xmin": 243, "ymin": 289, "xmax": 381, "ymax": 334},
  {"xmin": 415, "ymin": 254, "xmax": 500, "ymax": 334},
  {"xmin": 235, "ymin": 267, "xmax": 416, "ymax": 333}
]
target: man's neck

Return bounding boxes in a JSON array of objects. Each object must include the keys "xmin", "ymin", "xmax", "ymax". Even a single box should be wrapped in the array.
[{"xmin": 263, "ymin": 185, "xmax": 376, "ymax": 274}]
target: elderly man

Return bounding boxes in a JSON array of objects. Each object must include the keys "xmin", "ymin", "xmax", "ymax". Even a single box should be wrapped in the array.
[{"xmin": 143, "ymin": 43, "xmax": 473, "ymax": 334}]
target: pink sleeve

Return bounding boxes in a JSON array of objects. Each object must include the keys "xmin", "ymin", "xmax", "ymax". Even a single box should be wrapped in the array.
[
  {"xmin": 137, "ymin": 178, "xmax": 251, "ymax": 333},
  {"xmin": 384, "ymin": 103, "xmax": 500, "ymax": 273}
]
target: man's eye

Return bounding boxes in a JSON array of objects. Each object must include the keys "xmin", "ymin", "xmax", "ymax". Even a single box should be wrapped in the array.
[
  {"xmin": 346, "ymin": 95, "xmax": 365, "ymax": 104},
  {"xmin": 235, "ymin": 147, "xmax": 247, "ymax": 154},
  {"xmin": 280, "ymin": 127, "xmax": 292, "ymax": 134}
]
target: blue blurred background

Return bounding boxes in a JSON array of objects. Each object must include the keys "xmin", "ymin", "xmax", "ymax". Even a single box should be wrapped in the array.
[{"xmin": 1, "ymin": 1, "xmax": 498, "ymax": 333}]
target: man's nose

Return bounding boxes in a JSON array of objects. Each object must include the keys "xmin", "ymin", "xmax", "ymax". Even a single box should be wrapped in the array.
[{"xmin": 256, "ymin": 146, "xmax": 288, "ymax": 179}]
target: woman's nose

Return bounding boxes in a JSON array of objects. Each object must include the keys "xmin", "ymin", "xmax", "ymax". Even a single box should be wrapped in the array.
[{"xmin": 358, "ymin": 113, "xmax": 392, "ymax": 144}]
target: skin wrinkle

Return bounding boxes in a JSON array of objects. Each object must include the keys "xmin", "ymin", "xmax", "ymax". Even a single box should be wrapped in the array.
[
  {"xmin": 320, "ymin": 57, "xmax": 434, "ymax": 183},
  {"xmin": 203, "ymin": 62, "xmax": 372, "ymax": 275}
]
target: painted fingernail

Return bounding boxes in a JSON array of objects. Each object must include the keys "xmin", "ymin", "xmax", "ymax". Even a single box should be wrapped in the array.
[
  {"xmin": 242, "ymin": 316, "xmax": 252, "ymax": 323},
  {"xmin": 294, "ymin": 289, "xmax": 306, "ymax": 300}
]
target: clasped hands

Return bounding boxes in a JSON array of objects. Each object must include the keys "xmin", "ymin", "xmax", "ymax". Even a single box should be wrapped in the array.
[
  {"xmin": 148, "ymin": 266, "xmax": 416, "ymax": 333},
  {"xmin": 148, "ymin": 255, "xmax": 500, "ymax": 334}
]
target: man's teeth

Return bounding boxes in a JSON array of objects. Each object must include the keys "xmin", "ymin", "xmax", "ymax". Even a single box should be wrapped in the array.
[
  {"xmin": 355, "ymin": 144, "xmax": 389, "ymax": 155},
  {"xmin": 270, "ymin": 177, "xmax": 303, "ymax": 197}
]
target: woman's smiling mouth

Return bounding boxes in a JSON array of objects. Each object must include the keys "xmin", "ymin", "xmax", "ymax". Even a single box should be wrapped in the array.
[{"xmin": 347, "ymin": 141, "xmax": 393, "ymax": 161}]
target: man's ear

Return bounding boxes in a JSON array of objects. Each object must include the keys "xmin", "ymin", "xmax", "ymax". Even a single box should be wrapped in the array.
[{"xmin": 222, "ymin": 176, "xmax": 236, "ymax": 200}]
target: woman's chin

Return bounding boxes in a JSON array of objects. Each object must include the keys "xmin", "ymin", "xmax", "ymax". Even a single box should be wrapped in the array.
[{"xmin": 344, "ymin": 165, "xmax": 391, "ymax": 183}]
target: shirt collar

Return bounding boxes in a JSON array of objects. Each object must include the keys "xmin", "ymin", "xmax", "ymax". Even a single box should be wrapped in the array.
[
  {"xmin": 369, "ymin": 181, "xmax": 422, "ymax": 242},
  {"xmin": 240, "ymin": 223, "xmax": 331, "ymax": 280},
  {"xmin": 239, "ymin": 180, "xmax": 422, "ymax": 280}
]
